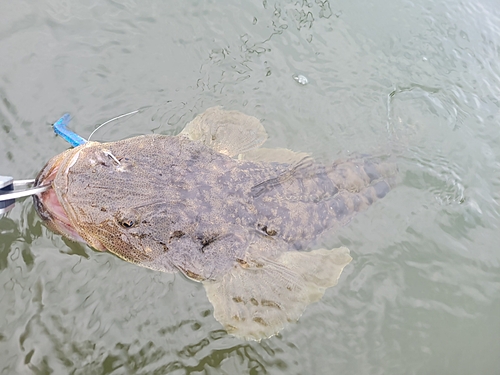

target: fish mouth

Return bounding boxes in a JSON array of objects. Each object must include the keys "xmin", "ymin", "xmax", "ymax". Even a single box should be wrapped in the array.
[{"xmin": 33, "ymin": 149, "xmax": 84, "ymax": 243}]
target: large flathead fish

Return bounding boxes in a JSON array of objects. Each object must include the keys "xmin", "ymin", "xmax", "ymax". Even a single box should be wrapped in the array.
[{"xmin": 34, "ymin": 107, "xmax": 395, "ymax": 340}]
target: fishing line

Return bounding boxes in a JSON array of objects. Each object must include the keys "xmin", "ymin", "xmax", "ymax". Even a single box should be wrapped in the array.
[{"xmin": 87, "ymin": 109, "xmax": 140, "ymax": 141}]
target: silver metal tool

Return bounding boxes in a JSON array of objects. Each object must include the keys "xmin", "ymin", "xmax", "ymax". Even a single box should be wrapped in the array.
[{"xmin": 0, "ymin": 176, "xmax": 50, "ymax": 215}]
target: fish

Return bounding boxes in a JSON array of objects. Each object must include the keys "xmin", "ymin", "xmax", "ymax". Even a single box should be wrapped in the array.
[{"xmin": 33, "ymin": 107, "xmax": 396, "ymax": 340}]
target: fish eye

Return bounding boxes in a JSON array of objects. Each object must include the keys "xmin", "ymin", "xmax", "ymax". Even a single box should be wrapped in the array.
[
  {"xmin": 117, "ymin": 218, "xmax": 136, "ymax": 228},
  {"xmin": 114, "ymin": 209, "xmax": 140, "ymax": 229}
]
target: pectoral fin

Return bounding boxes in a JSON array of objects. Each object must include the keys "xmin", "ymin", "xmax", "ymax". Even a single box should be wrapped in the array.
[
  {"xmin": 203, "ymin": 246, "xmax": 352, "ymax": 341},
  {"xmin": 179, "ymin": 107, "xmax": 268, "ymax": 157}
]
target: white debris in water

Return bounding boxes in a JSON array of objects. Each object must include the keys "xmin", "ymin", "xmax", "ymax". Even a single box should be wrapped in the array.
[{"xmin": 293, "ymin": 74, "xmax": 308, "ymax": 85}]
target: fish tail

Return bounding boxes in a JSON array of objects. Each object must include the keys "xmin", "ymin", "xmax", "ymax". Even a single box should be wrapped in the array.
[{"xmin": 325, "ymin": 157, "xmax": 398, "ymax": 222}]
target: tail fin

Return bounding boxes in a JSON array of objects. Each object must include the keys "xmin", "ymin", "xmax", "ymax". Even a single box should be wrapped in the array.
[{"xmin": 324, "ymin": 157, "xmax": 398, "ymax": 223}]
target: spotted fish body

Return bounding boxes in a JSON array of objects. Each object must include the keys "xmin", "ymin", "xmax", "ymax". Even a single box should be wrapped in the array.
[{"xmin": 34, "ymin": 107, "xmax": 395, "ymax": 340}]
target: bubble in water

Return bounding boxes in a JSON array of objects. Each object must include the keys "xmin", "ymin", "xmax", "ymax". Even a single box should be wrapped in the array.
[{"xmin": 293, "ymin": 74, "xmax": 308, "ymax": 85}]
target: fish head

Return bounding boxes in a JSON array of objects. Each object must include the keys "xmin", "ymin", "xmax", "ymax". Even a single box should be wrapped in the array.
[{"xmin": 33, "ymin": 136, "xmax": 180, "ymax": 271}]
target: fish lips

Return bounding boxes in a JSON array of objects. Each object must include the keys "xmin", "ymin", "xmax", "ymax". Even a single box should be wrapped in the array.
[{"xmin": 33, "ymin": 146, "xmax": 86, "ymax": 243}]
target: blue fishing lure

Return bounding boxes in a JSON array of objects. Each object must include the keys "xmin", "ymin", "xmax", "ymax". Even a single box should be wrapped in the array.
[{"xmin": 53, "ymin": 113, "xmax": 87, "ymax": 147}]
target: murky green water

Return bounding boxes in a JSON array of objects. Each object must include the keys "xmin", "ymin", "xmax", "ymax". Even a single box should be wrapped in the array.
[{"xmin": 1, "ymin": 0, "xmax": 500, "ymax": 374}]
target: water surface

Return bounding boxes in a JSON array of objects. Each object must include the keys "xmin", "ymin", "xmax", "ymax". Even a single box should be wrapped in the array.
[{"xmin": 1, "ymin": 0, "xmax": 500, "ymax": 374}]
